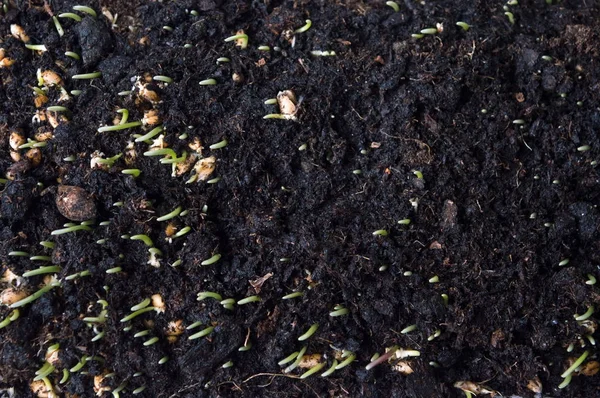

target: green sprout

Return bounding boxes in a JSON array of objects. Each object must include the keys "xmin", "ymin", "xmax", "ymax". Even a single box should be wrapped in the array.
[
  {"xmin": 335, "ymin": 352, "xmax": 356, "ymax": 369},
  {"xmin": 429, "ymin": 275, "xmax": 440, "ymax": 283},
  {"xmin": 131, "ymin": 298, "xmax": 151, "ymax": 311},
  {"xmin": 411, "ymin": 33, "xmax": 425, "ymax": 39},
  {"xmin": 401, "ymin": 324, "xmax": 417, "ymax": 334},
  {"xmin": 105, "ymin": 267, "xmax": 122, "ymax": 274},
  {"xmin": 224, "ymin": 33, "xmax": 248, "ymax": 49},
  {"xmin": 441, "ymin": 293, "xmax": 449, "ymax": 305},
  {"xmin": 135, "ymin": 126, "xmax": 163, "ymax": 142},
  {"xmin": 173, "ymin": 227, "xmax": 191, "ymax": 238},
  {"xmin": 23, "ymin": 266, "xmax": 61, "ymax": 277},
  {"xmin": 577, "ymin": 145, "xmax": 591, "ymax": 152},
  {"xmin": 329, "ymin": 305, "xmax": 349, "ymax": 317},
  {"xmin": 59, "ymin": 369, "xmax": 69, "ymax": 384},
  {"xmin": 91, "ymin": 331, "xmax": 105, "ymax": 342},
  {"xmin": 386, "ymin": 1, "xmax": 400, "ymax": 12},
  {"xmin": 574, "ymin": 305, "xmax": 594, "ymax": 321},
  {"xmin": 144, "ymin": 148, "xmax": 177, "ymax": 160},
  {"xmin": 282, "ymin": 291, "xmax": 303, "ymax": 300},
  {"xmin": 257, "ymin": 45, "xmax": 270, "ymax": 51},
  {"xmin": 201, "ymin": 254, "xmax": 221, "ymax": 266},
  {"xmin": 95, "ymin": 153, "xmax": 122, "ymax": 167},
  {"xmin": 420, "ymin": 28, "xmax": 438, "ymax": 35},
  {"xmin": 47, "ymin": 106, "xmax": 69, "ymax": 113},
  {"xmin": 298, "ymin": 323, "xmax": 319, "ymax": 341},
  {"xmin": 29, "ymin": 255, "xmax": 52, "ymax": 261},
  {"xmin": 561, "ymin": 350, "xmax": 589, "ymax": 378},
  {"xmin": 456, "ymin": 22, "xmax": 471, "ymax": 31},
  {"xmin": 18, "ymin": 139, "xmax": 47, "ymax": 149},
  {"xmin": 209, "ymin": 139, "xmax": 228, "ymax": 149},
  {"xmin": 558, "ymin": 375, "xmax": 572, "ymax": 389},
  {"xmin": 264, "ymin": 98, "xmax": 278, "ymax": 105},
  {"xmin": 427, "ymin": 329, "xmax": 441, "ymax": 341},
  {"xmin": 301, "ymin": 362, "xmax": 325, "ymax": 379},
  {"xmin": 352, "ymin": 169, "xmax": 362, "ymax": 175},
  {"xmin": 585, "ymin": 274, "xmax": 596, "ymax": 285},
  {"xmin": 505, "ymin": 12, "xmax": 515, "ymax": 24},
  {"xmin": 0, "ymin": 309, "xmax": 19, "ymax": 329},
  {"xmin": 163, "ymin": 26, "xmax": 173, "ymax": 32},
  {"xmin": 120, "ymin": 307, "xmax": 156, "ymax": 322},
  {"xmin": 220, "ymin": 298, "xmax": 236, "ymax": 310},
  {"xmin": 98, "ymin": 121, "xmax": 142, "ymax": 132},
  {"xmin": 157, "ymin": 206, "xmax": 182, "ymax": 221},
  {"xmin": 321, "ymin": 360, "xmax": 338, "ymax": 377},
  {"xmin": 34, "ymin": 362, "xmax": 55, "ymax": 381},
  {"xmin": 512, "ymin": 119, "xmax": 525, "ymax": 125},
  {"xmin": 112, "ymin": 381, "xmax": 127, "ymax": 396},
  {"xmin": 73, "ymin": 5, "xmax": 97, "ymax": 17},
  {"xmin": 188, "ymin": 326, "xmax": 214, "ymax": 340},
  {"xmin": 122, "ymin": 169, "xmax": 141, "ymax": 178},
  {"xmin": 559, "ymin": 259, "xmax": 570, "ymax": 266},
  {"xmin": 284, "ymin": 346, "xmax": 307, "ymax": 373},
  {"xmin": 72, "ymin": 72, "xmax": 102, "ymax": 79},
  {"xmin": 159, "ymin": 356, "xmax": 169, "ymax": 364},
  {"xmin": 133, "ymin": 329, "xmax": 150, "ymax": 338},
  {"xmin": 278, "ymin": 351, "xmax": 300, "ymax": 366},
  {"xmin": 171, "ymin": 259, "xmax": 182, "ymax": 267},
  {"xmin": 9, "ymin": 251, "xmax": 29, "ymax": 256},
  {"xmin": 294, "ymin": 19, "xmax": 312, "ymax": 33},
  {"xmin": 52, "ymin": 223, "xmax": 93, "ymax": 236},
  {"xmin": 372, "ymin": 229, "xmax": 388, "ymax": 236},
  {"xmin": 199, "ymin": 79, "xmax": 217, "ymax": 85},
  {"xmin": 65, "ymin": 270, "xmax": 91, "ymax": 280},
  {"xmin": 222, "ymin": 361, "xmax": 234, "ymax": 368},
  {"xmin": 25, "ymin": 44, "xmax": 48, "ymax": 51},
  {"xmin": 216, "ymin": 57, "xmax": 230, "ymax": 63},
  {"xmin": 153, "ymin": 76, "xmax": 173, "ymax": 83},
  {"xmin": 413, "ymin": 170, "xmax": 423, "ymax": 179},
  {"xmin": 143, "ymin": 337, "xmax": 159, "ymax": 346},
  {"xmin": 59, "ymin": 13, "xmax": 82, "ymax": 21},
  {"xmin": 398, "ymin": 218, "xmax": 411, "ymax": 225},
  {"xmin": 263, "ymin": 113, "xmax": 289, "ymax": 119},
  {"xmin": 237, "ymin": 296, "xmax": 261, "ymax": 305},
  {"xmin": 116, "ymin": 109, "xmax": 129, "ymax": 124},
  {"xmin": 118, "ymin": 91, "xmax": 131, "ymax": 96},
  {"xmin": 132, "ymin": 386, "xmax": 146, "ymax": 394},
  {"xmin": 53, "ymin": 16, "xmax": 64, "ymax": 37},
  {"xmin": 239, "ymin": 342, "xmax": 252, "ymax": 351},
  {"xmin": 186, "ymin": 321, "xmax": 203, "ymax": 330}
]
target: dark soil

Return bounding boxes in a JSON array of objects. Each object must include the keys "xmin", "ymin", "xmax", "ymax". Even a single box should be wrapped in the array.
[{"xmin": 1, "ymin": 0, "xmax": 599, "ymax": 397}]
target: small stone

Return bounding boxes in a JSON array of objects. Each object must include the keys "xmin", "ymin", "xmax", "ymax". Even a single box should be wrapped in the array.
[{"xmin": 56, "ymin": 185, "xmax": 97, "ymax": 221}]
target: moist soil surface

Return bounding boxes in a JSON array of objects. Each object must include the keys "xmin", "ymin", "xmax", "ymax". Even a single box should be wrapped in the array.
[{"xmin": 1, "ymin": 0, "xmax": 599, "ymax": 397}]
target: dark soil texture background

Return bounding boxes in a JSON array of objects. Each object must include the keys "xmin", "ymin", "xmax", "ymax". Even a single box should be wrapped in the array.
[{"xmin": 1, "ymin": 0, "xmax": 599, "ymax": 397}]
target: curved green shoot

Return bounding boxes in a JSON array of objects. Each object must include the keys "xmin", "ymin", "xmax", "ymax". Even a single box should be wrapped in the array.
[
  {"xmin": 10, "ymin": 281, "xmax": 61, "ymax": 308},
  {"xmin": 157, "ymin": 206, "xmax": 182, "ymax": 221},
  {"xmin": 298, "ymin": 323, "xmax": 319, "ymax": 341},
  {"xmin": 188, "ymin": 326, "xmax": 214, "ymax": 340},
  {"xmin": 23, "ymin": 266, "xmax": 61, "ymax": 277},
  {"xmin": 237, "ymin": 296, "xmax": 261, "ymax": 305},
  {"xmin": 300, "ymin": 362, "xmax": 325, "ymax": 379},
  {"xmin": 294, "ymin": 19, "xmax": 312, "ymax": 33},
  {"xmin": 73, "ymin": 5, "xmax": 96, "ymax": 17},
  {"xmin": 201, "ymin": 254, "xmax": 221, "ymax": 266},
  {"xmin": 98, "ymin": 121, "xmax": 142, "ymax": 132}
]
